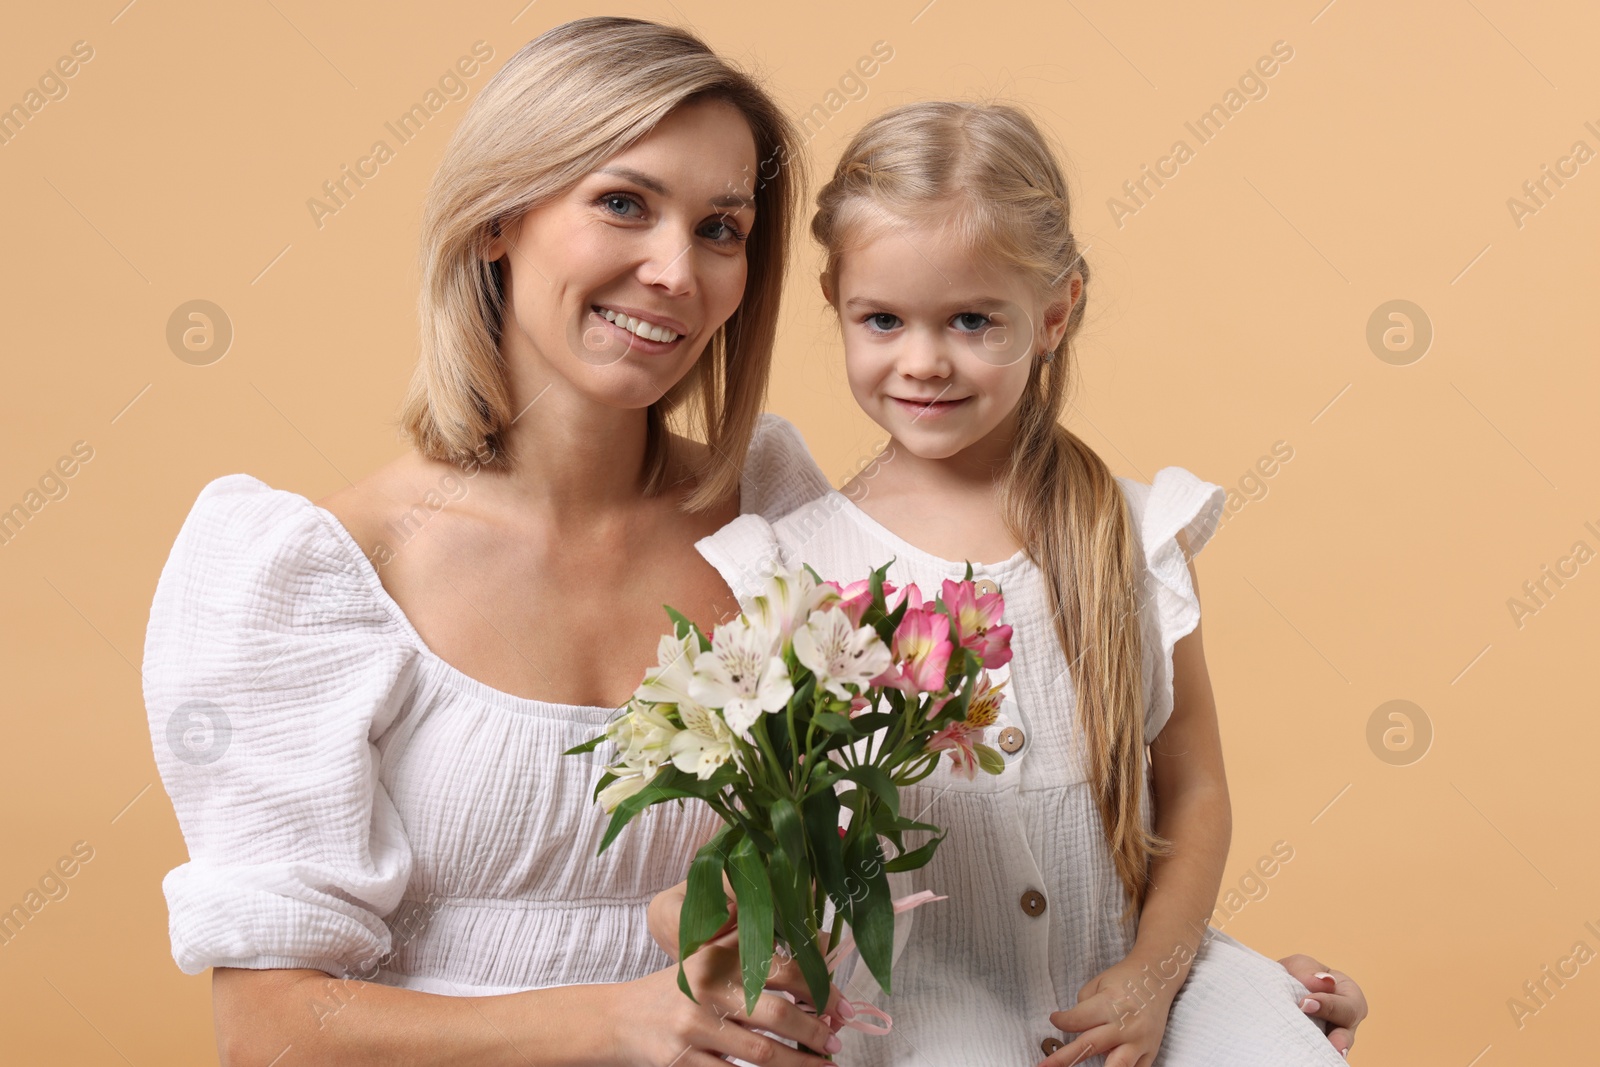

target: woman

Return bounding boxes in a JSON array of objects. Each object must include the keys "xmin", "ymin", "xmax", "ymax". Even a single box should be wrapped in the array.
[{"xmin": 142, "ymin": 16, "xmax": 1365, "ymax": 1065}]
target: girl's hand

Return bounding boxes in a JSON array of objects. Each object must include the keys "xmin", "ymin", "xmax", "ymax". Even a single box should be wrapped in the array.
[
  {"xmin": 1042, "ymin": 957, "xmax": 1175, "ymax": 1067},
  {"xmin": 1278, "ymin": 953, "xmax": 1368, "ymax": 1057},
  {"xmin": 612, "ymin": 932, "xmax": 844, "ymax": 1066}
]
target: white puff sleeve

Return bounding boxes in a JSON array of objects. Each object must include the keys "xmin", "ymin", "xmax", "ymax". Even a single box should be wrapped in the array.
[
  {"xmin": 142, "ymin": 475, "xmax": 420, "ymax": 977},
  {"xmin": 1118, "ymin": 467, "xmax": 1227, "ymax": 742},
  {"xmin": 740, "ymin": 412, "xmax": 833, "ymax": 522}
]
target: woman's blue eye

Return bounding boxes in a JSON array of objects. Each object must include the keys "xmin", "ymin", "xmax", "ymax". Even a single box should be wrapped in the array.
[
  {"xmin": 601, "ymin": 194, "xmax": 642, "ymax": 217},
  {"xmin": 700, "ymin": 217, "xmax": 748, "ymax": 245},
  {"xmin": 866, "ymin": 313, "xmax": 901, "ymax": 332},
  {"xmin": 953, "ymin": 312, "xmax": 990, "ymax": 331}
]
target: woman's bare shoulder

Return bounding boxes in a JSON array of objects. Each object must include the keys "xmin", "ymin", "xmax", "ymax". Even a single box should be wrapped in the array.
[{"xmin": 315, "ymin": 452, "xmax": 469, "ymax": 561}]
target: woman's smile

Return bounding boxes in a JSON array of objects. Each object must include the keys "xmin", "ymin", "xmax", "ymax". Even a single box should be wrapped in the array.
[{"xmin": 590, "ymin": 304, "xmax": 687, "ymax": 351}]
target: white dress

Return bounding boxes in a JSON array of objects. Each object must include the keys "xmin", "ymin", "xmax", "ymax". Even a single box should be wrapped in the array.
[
  {"xmin": 142, "ymin": 412, "xmax": 832, "ymax": 996},
  {"xmin": 694, "ymin": 471, "xmax": 1347, "ymax": 1066}
]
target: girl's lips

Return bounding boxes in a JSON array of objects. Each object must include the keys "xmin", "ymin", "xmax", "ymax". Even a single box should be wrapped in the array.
[
  {"xmin": 892, "ymin": 396, "xmax": 969, "ymax": 420},
  {"xmin": 590, "ymin": 308, "xmax": 684, "ymax": 353}
]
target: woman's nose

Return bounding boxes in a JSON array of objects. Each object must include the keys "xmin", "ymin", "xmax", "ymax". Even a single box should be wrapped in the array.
[{"xmin": 639, "ymin": 224, "xmax": 697, "ymax": 296}]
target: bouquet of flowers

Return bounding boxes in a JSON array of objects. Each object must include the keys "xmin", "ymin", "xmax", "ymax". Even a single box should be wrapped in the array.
[{"xmin": 565, "ymin": 560, "xmax": 1014, "ymax": 1021}]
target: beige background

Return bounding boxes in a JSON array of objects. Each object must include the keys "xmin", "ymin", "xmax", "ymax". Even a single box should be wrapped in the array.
[{"xmin": 2, "ymin": 0, "xmax": 1596, "ymax": 1062}]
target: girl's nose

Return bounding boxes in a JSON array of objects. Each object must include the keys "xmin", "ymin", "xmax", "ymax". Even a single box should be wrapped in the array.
[{"xmin": 897, "ymin": 331, "xmax": 952, "ymax": 379}]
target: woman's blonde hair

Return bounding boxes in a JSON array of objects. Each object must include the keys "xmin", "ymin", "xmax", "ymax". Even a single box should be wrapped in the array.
[
  {"xmin": 400, "ymin": 16, "xmax": 804, "ymax": 511},
  {"xmin": 812, "ymin": 100, "xmax": 1167, "ymax": 925}
]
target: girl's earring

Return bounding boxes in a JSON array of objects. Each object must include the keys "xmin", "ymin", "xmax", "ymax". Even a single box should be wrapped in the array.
[{"xmin": 1041, "ymin": 349, "xmax": 1055, "ymax": 364}]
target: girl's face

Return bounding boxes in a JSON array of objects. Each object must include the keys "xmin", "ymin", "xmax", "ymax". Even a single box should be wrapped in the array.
[
  {"xmin": 484, "ymin": 97, "xmax": 759, "ymax": 411},
  {"xmin": 829, "ymin": 216, "xmax": 1075, "ymax": 463}
]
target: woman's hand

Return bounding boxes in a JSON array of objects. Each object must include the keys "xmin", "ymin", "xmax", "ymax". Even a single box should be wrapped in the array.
[
  {"xmin": 647, "ymin": 878, "xmax": 736, "ymax": 958},
  {"xmin": 610, "ymin": 930, "xmax": 845, "ymax": 1066},
  {"xmin": 1278, "ymin": 954, "xmax": 1367, "ymax": 1057},
  {"xmin": 1042, "ymin": 956, "xmax": 1175, "ymax": 1067}
]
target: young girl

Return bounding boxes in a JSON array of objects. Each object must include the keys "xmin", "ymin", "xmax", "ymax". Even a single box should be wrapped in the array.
[{"xmin": 692, "ymin": 101, "xmax": 1354, "ymax": 1066}]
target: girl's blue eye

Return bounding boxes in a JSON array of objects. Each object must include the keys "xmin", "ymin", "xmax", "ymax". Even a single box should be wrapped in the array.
[
  {"xmin": 953, "ymin": 312, "xmax": 990, "ymax": 332},
  {"xmin": 866, "ymin": 313, "xmax": 901, "ymax": 332}
]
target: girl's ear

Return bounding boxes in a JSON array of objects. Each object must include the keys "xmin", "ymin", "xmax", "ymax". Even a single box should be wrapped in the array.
[
  {"xmin": 1042, "ymin": 270, "xmax": 1083, "ymax": 351},
  {"xmin": 819, "ymin": 271, "xmax": 836, "ymax": 305}
]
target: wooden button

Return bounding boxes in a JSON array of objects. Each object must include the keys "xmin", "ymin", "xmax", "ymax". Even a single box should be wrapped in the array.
[
  {"xmin": 1041, "ymin": 1037, "xmax": 1064, "ymax": 1055},
  {"xmin": 998, "ymin": 726, "xmax": 1025, "ymax": 753},
  {"xmin": 975, "ymin": 578, "xmax": 999, "ymax": 596},
  {"xmin": 1020, "ymin": 888, "xmax": 1046, "ymax": 916}
]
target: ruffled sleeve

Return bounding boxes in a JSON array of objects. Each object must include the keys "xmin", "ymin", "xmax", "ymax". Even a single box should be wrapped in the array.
[
  {"xmin": 1118, "ymin": 467, "xmax": 1227, "ymax": 741},
  {"xmin": 739, "ymin": 412, "xmax": 833, "ymax": 522},
  {"xmin": 142, "ymin": 474, "xmax": 420, "ymax": 977}
]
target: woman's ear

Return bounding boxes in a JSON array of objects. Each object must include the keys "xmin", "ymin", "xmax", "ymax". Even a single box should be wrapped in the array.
[{"xmin": 480, "ymin": 217, "xmax": 510, "ymax": 262}]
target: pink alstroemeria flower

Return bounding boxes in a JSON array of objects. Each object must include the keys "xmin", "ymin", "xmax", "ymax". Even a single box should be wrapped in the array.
[
  {"xmin": 941, "ymin": 579, "xmax": 1014, "ymax": 669},
  {"xmin": 925, "ymin": 721, "xmax": 980, "ymax": 781},
  {"xmin": 824, "ymin": 579, "xmax": 876, "ymax": 628},
  {"xmin": 882, "ymin": 607, "xmax": 953, "ymax": 695},
  {"xmin": 825, "ymin": 578, "xmax": 925, "ymax": 628}
]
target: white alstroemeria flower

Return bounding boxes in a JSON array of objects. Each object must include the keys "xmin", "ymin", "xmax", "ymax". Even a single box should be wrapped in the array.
[
  {"xmin": 605, "ymin": 701, "xmax": 678, "ymax": 778},
  {"xmin": 793, "ymin": 606, "xmax": 893, "ymax": 701},
  {"xmin": 597, "ymin": 771, "xmax": 649, "ymax": 813},
  {"xmin": 669, "ymin": 702, "xmax": 735, "ymax": 780},
  {"xmin": 634, "ymin": 632, "xmax": 699, "ymax": 707},
  {"xmin": 746, "ymin": 567, "xmax": 835, "ymax": 656},
  {"xmin": 689, "ymin": 617, "xmax": 794, "ymax": 736}
]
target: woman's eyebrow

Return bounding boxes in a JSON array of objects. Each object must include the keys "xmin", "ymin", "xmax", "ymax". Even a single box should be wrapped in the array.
[{"xmin": 597, "ymin": 165, "xmax": 753, "ymax": 210}]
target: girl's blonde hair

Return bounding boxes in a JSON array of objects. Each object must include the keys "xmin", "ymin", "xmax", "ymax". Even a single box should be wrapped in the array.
[
  {"xmin": 400, "ymin": 16, "xmax": 804, "ymax": 512},
  {"xmin": 812, "ymin": 100, "xmax": 1168, "ymax": 925}
]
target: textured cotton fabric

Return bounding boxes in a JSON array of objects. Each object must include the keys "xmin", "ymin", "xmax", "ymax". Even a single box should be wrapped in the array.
[
  {"xmin": 142, "ymin": 412, "xmax": 831, "ymax": 996},
  {"xmin": 694, "ymin": 471, "xmax": 1347, "ymax": 1066}
]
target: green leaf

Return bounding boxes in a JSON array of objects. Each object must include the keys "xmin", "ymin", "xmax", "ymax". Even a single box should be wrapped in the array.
[
  {"xmin": 677, "ymin": 827, "xmax": 739, "ymax": 1000},
  {"xmin": 562, "ymin": 734, "xmax": 606, "ymax": 756},
  {"xmin": 832, "ymin": 764, "xmax": 900, "ymax": 820},
  {"xmin": 973, "ymin": 742, "xmax": 1006, "ymax": 776},
  {"xmin": 664, "ymin": 605, "xmax": 712, "ymax": 652},
  {"xmin": 597, "ymin": 769, "xmax": 696, "ymax": 854},
  {"xmin": 727, "ymin": 834, "xmax": 775, "ymax": 1016},
  {"xmin": 810, "ymin": 710, "xmax": 856, "ymax": 734},
  {"xmin": 802, "ymin": 786, "xmax": 847, "ymax": 909},
  {"xmin": 788, "ymin": 674, "xmax": 817, "ymax": 717},
  {"xmin": 590, "ymin": 770, "xmax": 618, "ymax": 804},
  {"xmin": 770, "ymin": 798, "xmax": 807, "ymax": 861},
  {"xmin": 883, "ymin": 832, "xmax": 945, "ymax": 873},
  {"xmin": 962, "ymin": 561, "xmax": 974, "ymax": 582},
  {"xmin": 843, "ymin": 830, "xmax": 894, "ymax": 993}
]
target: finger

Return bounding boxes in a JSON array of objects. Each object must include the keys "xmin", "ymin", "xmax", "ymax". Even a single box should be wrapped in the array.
[
  {"xmin": 1329, "ymin": 968, "xmax": 1370, "ymax": 1018},
  {"xmin": 1304, "ymin": 991, "xmax": 1362, "ymax": 1030},
  {"xmin": 1105, "ymin": 1044, "xmax": 1146, "ymax": 1067},
  {"xmin": 1328, "ymin": 1026, "xmax": 1354, "ymax": 1057},
  {"xmin": 742, "ymin": 990, "xmax": 843, "ymax": 1056},
  {"xmin": 1049, "ymin": 999, "xmax": 1113, "ymax": 1034},
  {"xmin": 1276, "ymin": 953, "xmax": 1325, "ymax": 977},
  {"xmin": 1040, "ymin": 1024, "xmax": 1115, "ymax": 1067},
  {"xmin": 707, "ymin": 1023, "xmax": 839, "ymax": 1067}
]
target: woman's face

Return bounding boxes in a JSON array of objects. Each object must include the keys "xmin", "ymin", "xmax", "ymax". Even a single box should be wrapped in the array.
[{"xmin": 485, "ymin": 97, "xmax": 759, "ymax": 411}]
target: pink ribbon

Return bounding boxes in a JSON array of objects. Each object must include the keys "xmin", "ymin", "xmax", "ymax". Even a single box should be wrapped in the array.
[{"xmin": 817, "ymin": 890, "xmax": 948, "ymax": 1036}]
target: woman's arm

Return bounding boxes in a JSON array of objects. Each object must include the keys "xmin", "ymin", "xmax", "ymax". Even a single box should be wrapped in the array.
[{"xmin": 214, "ymin": 943, "xmax": 845, "ymax": 1067}]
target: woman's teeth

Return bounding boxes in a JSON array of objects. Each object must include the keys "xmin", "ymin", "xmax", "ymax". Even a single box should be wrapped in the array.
[{"xmin": 595, "ymin": 307, "xmax": 680, "ymax": 343}]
